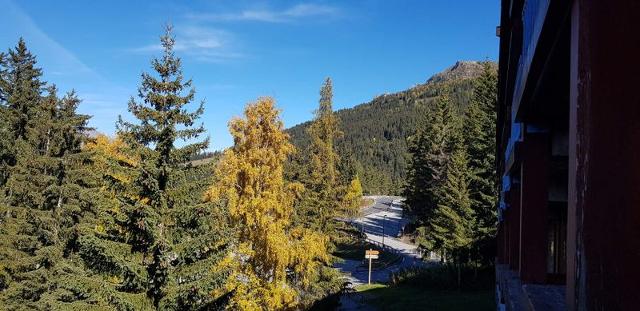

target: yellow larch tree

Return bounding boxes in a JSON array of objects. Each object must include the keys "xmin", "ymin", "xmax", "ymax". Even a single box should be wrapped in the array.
[
  {"xmin": 342, "ymin": 175, "xmax": 363, "ymax": 219},
  {"xmin": 206, "ymin": 97, "xmax": 329, "ymax": 310}
]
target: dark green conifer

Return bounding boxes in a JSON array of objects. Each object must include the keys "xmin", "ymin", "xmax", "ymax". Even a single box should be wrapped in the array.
[
  {"xmin": 300, "ymin": 78, "xmax": 342, "ymax": 234},
  {"xmin": 404, "ymin": 93, "xmax": 458, "ymax": 225},
  {"xmin": 0, "ymin": 39, "xmax": 100, "ymax": 309},
  {"xmin": 0, "ymin": 39, "xmax": 44, "ymax": 191},
  {"xmin": 463, "ymin": 63, "xmax": 498, "ymax": 263},
  {"xmin": 77, "ymin": 26, "xmax": 232, "ymax": 309},
  {"xmin": 424, "ymin": 132, "xmax": 474, "ymax": 258},
  {"xmin": 114, "ymin": 25, "xmax": 209, "ymax": 307}
]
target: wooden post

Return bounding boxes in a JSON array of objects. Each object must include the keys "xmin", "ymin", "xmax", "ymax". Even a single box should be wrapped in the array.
[
  {"xmin": 368, "ymin": 255, "xmax": 372, "ymax": 285},
  {"xmin": 365, "ymin": 249, "xmax": 379, "ymax": 285}
]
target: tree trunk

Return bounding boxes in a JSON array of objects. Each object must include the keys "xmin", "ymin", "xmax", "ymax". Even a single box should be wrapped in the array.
[
  {"xmin": 56, "ymin": 195, "xmax": 63, "ymax": 211},
  {"xmin": 474, "ymin": 254, "xmax": 478, "ymax": 280},
  {"xmin": 457, "ymin": 255, "xmax": 462, "ymax": 290}
]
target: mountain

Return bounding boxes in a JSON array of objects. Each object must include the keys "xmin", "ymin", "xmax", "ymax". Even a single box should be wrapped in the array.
[
  {"xmin": 287, "ymin": 61, "xmax": 496, "ymax": 195},
  {"xmin": 427, "ymin": 60, "xmax": 492, "ymax": 83}
]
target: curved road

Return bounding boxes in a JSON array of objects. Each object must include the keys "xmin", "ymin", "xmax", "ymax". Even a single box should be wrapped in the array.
[{"xmin": 335, "ymin": 196, "xmax": 424, "ymax": 286}]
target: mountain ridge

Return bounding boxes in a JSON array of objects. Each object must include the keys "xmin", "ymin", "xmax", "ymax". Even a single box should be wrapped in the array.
[{"xmin": 287, "ymin": 60, "xmax": 496, "ymax": 194}]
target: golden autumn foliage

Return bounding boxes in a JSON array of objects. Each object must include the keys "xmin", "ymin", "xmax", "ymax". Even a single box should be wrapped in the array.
[
  {"xmin": 85, "ymin": 134, "xmax": 138, "ymax": 184},
  {"xmin": 84, "ymin": 133, "xmax": 138, "ymax": 200},
  {"xmin": 84, "ymin": 134, "xmax": 140, "ymax": 230},
  {"xmin": 342, "ymin": 175, "xmax": 364, "ymax": 219},
  {"xmin": 206, "ymin": 97, "xmax": 329, "ymax": 310}
]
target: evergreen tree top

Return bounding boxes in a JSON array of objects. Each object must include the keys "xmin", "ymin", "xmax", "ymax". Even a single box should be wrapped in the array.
[
  {"xmin": 319, "ymin": 77, "xmax": 333, "ymax": 115},
  {"xmin": 117, "ymin": 25, "xmax": 207, "ymax": 164},
  {"xmin": 3, "ymin": 38, "xmax": 45, "ymax": 140},
  {"xmin": 0, "ymin": 52, "xmax": 7, "ymax": 103},
  {"xmin": 8, "ymin": 38, "xmax": 43, "ymax": 87}
]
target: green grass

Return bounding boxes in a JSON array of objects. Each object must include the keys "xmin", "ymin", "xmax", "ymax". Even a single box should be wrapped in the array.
[
  {"xmin": 355, "ymin": 283, "xmax": 387, "ymax": 292},
  {"xmin": 354, "ymin": 284, "xmax": 494, "ymax": 311}
]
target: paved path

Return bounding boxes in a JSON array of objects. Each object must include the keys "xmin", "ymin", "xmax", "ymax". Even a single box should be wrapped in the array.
[
  {"xmin": 335, "ymin": 196, "xmax": 426, "ymax": 310},
  {"xmin": 336, "ymin": 196, "xmax": 423, "ymax": 285}
]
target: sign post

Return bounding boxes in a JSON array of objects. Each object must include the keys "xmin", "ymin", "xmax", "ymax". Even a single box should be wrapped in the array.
[
  {"xmin": 368, "ymin": 254, "xmax": 372, "ymax": 285},
  {"xmin": 365, "ymin": 249, "xmax": 380, "ymax": 284}
]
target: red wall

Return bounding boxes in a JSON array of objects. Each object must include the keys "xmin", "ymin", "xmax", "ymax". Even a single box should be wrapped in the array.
[{"xmin": 569, "ymin": 0, "xmax": 640, "ymax": 309}]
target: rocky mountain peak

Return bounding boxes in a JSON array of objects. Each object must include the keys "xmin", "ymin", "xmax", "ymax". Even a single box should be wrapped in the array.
[{"xmin": 427, "ymin": 60, "xmax": 495, "ymax": 84}]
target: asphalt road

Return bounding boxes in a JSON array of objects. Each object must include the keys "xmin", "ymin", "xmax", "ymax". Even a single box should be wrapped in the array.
[{"xmin": 335, "ymin": 196, "xmax": 423, "ymax": 286}]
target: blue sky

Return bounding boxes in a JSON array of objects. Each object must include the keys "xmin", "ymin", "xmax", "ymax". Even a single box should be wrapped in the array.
[{"xmin": 1, "ymin": 0, "xmax": 499, "ymax": 150}]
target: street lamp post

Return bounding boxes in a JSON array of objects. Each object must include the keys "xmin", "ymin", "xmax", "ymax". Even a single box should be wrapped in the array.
[{"xmin": 382, "ymin": 213, "xmax": 387, "ymax": 248}]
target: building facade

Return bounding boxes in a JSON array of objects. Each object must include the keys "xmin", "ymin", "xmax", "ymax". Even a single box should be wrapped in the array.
[{"xmin": 495, "ymin": 0, "xmax": 640, "ymax": 310}]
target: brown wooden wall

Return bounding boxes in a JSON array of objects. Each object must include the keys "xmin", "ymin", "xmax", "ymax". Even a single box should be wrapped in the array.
[{"xmin": 568, "ymin": 0, "xmax": 640, "ymax": 309}]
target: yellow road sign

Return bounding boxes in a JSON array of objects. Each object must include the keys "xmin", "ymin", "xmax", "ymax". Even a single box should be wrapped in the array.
[{"xmin": 365, "ymin": 250, "xmax": 380, "ymax": 256}]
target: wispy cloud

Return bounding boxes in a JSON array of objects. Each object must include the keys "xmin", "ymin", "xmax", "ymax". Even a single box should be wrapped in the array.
[
  {"xmin": 1, "ymin": 0, "xmax": 98, "ymax": 78},
  {"xmin": 129, "ymin": 3, "xmax": 342, "ymax": 62},
  {"xmin": 186, "ymin": 3, "xmax": 340, "ymax": 23},
  {"xmin": 129, "ymin": 25, "xmax": 243, "ymax": 63},
  {"xmin": 1, "ymin": 0, "xmax": 127, "ymax": 135}
]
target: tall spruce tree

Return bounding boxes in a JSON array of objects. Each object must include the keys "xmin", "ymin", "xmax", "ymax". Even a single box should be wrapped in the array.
[
  {"xmin": 0, "ymin": 38, "xmax": 45, "ymax": 192},
  {"xmin": 0, "ymin": 39, "xmax": 102, "ymax": 309},
  {"xmin": 424, "ymin": 134, "xmax": 475, "ymax": 286},
  {"xmin": 301, "ymin": 78, "xmax": 343, "ymax": 234},
  {"xmin": 115, "ymin": 25, "xmax": 209, "ymax": 307},
  {"xmin": 30, "ymin": 91, "xmax": 105, "ymax": 309},
  {"xmin": 405, "ymin": 93, "xmax": 458, "ymax": 227},
  {"xmin": 0, "ymin": 40, "xmax": 51, "ymax": 306},
  {"xmin": 404, "ymin": 120, "xmax": 430, "ymax": 219},
  {"xmin": 75, "ymin": 26, "xmax": 232, "ymax": 310},
  {"xmin": 463, "ymin": 63, "xmax": 498, "ymax": 263},
  {"xmin": 0, "ymin": 51, "xmax": 11, "ymax": 187}
]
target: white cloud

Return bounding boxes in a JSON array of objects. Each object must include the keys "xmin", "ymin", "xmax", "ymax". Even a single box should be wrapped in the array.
[
  {"xmin": 186, "ymin": 3, "xmax": 340, "ymax": 23},
  {"xmin": 285, "ymin": 3, "xmax": 338, "ymax": 18},
  {"xmin": 130, "ymin": 3, "xmax": 342, "ymax": 62},
  {"xmin": 1, "ymin": 0, "xmax": 128, "ymax": 135},
  {"xmin": 0, "ymin": 0, "xmax": 98, "ymax": 78},
  {"xmin": 129, "ymin": 25, "xmax": 243, "ymax": 63}
]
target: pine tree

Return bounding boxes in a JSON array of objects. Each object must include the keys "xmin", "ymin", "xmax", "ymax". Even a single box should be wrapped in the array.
[
  {"xmin": 80, "ymin": 134, "xmax": 154, "ymax": 309},
  {"xmin": 0, "ymin": 39, "xmax": 103, "ymax": 308},
  {"xmin": 75, "ymin": 26, "xmax": 231, "ymax": 310},
  {"xmin": 4, "ymin": 85, "xmax": 56, "ymax": 208},
  {"xmin": 0, "ymin": 40, "xmax": 54, "ymax": 307},
  {"xmin": 4, "ymin": 38, "xmax": 45, "ymax": 142},
  {"xmin": 463, "ymin": 63, "xmax": 498, "ymax": 263},
  {"xmin": 206, "ymin": 97, "xmax": 331, "ymax": 310},
  {"xmin": 424, "ymin": 136, "xmax": 475, "ymax": 260},
  {"xmin": 404, "ymin": 119, "xmax": 430, "ymax": 219},
  {"xmin": 28, "ymin": 91, "xmax": 110, "ymax": 309},
  {"xmin": 115, "ymin": 25, "xmax": 213, "ymax": 308},
  {"xmin": 428, "ymin": 141, "xmax": 475, "ymax": 288},
  {"xmin": 0, "ymin": 51, "xmax": 11, "ymax": 187},
  {"xmin": 300, "ymin": 78, "xmax": 343, "ymax": 234},
  {"xmin": 404, "ymin": 93, "xmax": 458, "ymax": 226},
  {"xmin": 0, "ymin": 38, "xmax": 45, "ymax": 191}
]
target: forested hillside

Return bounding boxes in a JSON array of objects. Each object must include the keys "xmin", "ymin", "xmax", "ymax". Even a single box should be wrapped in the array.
[{"xmin": 287, "ymin": 61, "xmax": 497, "ymax": 195}]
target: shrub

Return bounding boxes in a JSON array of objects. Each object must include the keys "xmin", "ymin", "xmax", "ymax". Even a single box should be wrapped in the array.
[{"xmin": 390, "ymin": 264, "xmax": 494, "ymax": 291}]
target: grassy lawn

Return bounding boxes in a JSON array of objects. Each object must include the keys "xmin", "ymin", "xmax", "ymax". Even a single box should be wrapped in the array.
[
  {"xmin": 355, "ymin": 283, "xmax": 387, "ymax": 292},
  {"xmin": 354, "ymin": 284, "xmax": 495, "ymax": 311}
]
